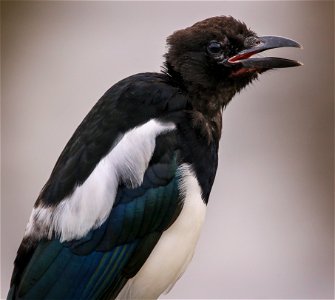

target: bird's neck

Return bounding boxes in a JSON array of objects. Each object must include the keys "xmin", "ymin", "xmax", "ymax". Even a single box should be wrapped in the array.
[
  {"xmin": 163, "ymin": 62, "xmax": 238, "ymax": 142},
  {"xmin": 187, "ymin": 85, "xmax": 237, "ymax": 143},
  {"xmin": 163, "ymin": 61, "xmax": 237, "ymax": 108}
]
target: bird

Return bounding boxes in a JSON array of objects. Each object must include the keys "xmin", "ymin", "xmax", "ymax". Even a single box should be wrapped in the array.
[{"xmin": 8, "ymin": 16, "xmax": 302, "ymax": 300}]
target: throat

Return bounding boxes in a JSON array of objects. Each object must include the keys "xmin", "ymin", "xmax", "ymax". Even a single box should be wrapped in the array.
[
  {"xmin": 186, "ymin": 84, "xmax": 238, "ymax": 143},
  {"xmin": 162, "ymin": 62, "xmax": 238, "ymax": 142},
  {"xmin": 190, "ymin": 109, "xmax": 222, "ymax": 144}
]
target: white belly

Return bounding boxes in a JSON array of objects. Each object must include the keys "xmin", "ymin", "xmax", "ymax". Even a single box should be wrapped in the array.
[{"xmin": 117, "ymin": 164, "xmax": 206, "ymax": 299}]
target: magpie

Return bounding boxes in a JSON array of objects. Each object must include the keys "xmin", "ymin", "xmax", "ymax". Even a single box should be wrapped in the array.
[{"xmin": 8, "ymin": 16, "xmax": 302, "ymax": 300}]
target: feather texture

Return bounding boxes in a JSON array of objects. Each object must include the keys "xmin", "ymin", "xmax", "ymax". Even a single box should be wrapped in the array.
[
  {"xmin": 117, "ymin": 164, "xmax": 206, "ymax": 299},
  {"xmin": 24, "ymin": 119, "xmax": 175, "ymax": 242}
]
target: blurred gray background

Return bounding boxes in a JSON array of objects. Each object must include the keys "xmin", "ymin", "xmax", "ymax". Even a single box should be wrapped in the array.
[{"xmin": 1, "ymin": 1, "xmax": 334, "ymax": 299}]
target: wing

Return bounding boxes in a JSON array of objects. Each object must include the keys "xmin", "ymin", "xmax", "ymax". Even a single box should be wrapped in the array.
[
  {"xmin": 8, "ymin": 73, "xmax": 189, "ymax": 299},
  {"xmin": 36, "ymin": 72, "xmax": 186, "ymax": 208},
  {"xmin": 10, "ymin": 135, "xmax": 182, "ymax": 300}
]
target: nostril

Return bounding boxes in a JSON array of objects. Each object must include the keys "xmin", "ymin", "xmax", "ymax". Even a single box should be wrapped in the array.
[{"xmin": 244, "ymin": 36, "xmax": 260, "ymax": 48}]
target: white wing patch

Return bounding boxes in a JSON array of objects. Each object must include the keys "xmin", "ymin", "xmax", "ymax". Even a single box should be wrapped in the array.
[
  {"xmin": 25, "ymin": 119, "xmax": 176, "ymax": 242},
  {"xmin": 117, "ymin": 164, "xmax": 206, "ymax": 300}
]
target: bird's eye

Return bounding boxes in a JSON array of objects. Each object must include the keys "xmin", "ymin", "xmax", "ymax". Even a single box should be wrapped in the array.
[{"xmin": 207, "ymin": 41, "xmax": 222, "ymax": 54}]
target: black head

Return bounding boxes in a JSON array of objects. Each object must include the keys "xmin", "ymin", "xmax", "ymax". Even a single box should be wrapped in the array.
[{"xmin": 165, "ymin": 16, "xmax": 302, "ymax": 93}]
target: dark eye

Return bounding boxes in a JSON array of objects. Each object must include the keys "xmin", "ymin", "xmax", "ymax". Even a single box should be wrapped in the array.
[{"xmin": 207, "ymin": 41, "xmax": 222, "ymax": 54}]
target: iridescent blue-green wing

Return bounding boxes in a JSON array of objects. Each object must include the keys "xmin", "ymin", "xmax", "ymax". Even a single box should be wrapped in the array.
[{"xmin": 9, "ymin": 132, "xmax": 183, "ymax": 300}]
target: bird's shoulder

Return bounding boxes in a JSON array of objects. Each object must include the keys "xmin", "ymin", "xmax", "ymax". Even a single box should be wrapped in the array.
[
  {"xmin": 101, "ymin": 72, "xmax": 188, "ymax": 110},
  {"xmin": 38, "ymin": 72, "xmax": 188, "ymax": 207}
]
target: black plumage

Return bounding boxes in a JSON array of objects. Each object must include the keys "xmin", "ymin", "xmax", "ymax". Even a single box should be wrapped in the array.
[{"xmin": 8, "ymin": 16, "xmax": 301, "ymax": 300}]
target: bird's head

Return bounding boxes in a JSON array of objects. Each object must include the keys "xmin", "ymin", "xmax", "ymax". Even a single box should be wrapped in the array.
[{"xmin": 165, "ymin": 16, "xmax": 302, "ymax": 97}]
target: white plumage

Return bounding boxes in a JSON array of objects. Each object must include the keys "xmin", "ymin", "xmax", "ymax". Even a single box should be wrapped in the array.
[{"xmin": 24, "ymin": 119, "xmax": 176, "ymax": 242}]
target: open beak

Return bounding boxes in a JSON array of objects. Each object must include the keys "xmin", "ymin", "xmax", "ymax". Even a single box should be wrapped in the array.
[{"xmin": 227, "ymin": 36, "xmax": 303, "ymax": 70}]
